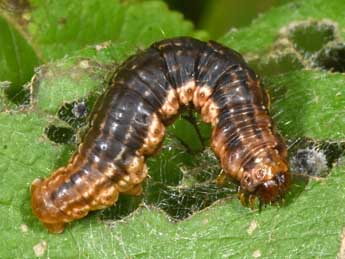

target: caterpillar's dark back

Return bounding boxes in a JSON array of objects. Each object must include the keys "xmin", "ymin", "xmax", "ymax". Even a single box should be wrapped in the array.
[{"xmin": 31, "ymin": 37, "xmax": 290, "ymax": 233}]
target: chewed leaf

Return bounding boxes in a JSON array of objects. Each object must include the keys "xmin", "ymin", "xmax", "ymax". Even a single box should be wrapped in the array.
[
  {"xmin": 220, "ymin": 0, "xmax": 345, "ymax": 55},
  {"xmin": 1, "ymin": 0, "xmax": 345, "ymax": 258}
]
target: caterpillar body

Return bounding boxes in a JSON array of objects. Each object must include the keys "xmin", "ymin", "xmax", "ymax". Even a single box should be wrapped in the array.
[{"xmin": 31, "ymin": 37, "xmax": 290, "ymax": 233}]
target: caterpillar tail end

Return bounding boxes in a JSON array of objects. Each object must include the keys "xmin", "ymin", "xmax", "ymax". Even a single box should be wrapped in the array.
[{"xmin": 30, "ymin": 178, "xmax": 67, "ymax": 234}]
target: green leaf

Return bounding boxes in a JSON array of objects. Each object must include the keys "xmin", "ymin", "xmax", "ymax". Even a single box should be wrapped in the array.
[
  {"xmin": 1, "ymin": 0, "xmax": 345, "ymax": 258},
  {"xmin": 26, "ymin": 0, "xmax": 203, "ymax": 61},
  {"xmin": 1, "ymin": 0, "xmax": 206, "ymax": 105},
  {"xmin": 0, "ymin": 15, "xmax": 39, "ymax": 103},
  {"xmin": 267, "ymin": 70, "xmax": 345, "ymax": 140}
]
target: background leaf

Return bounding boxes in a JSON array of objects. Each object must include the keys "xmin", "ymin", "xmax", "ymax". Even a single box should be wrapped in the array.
[
  {"xmin": 0, "ymin": 15, "xmax": 39, "ymax": 104},
  {"xmin": 26, "ymin": 0, "xmax": 203, "ymax": 61},
  {"xmin": 1, "ymin": 0, "xmax": 345, "ymax": 258}
]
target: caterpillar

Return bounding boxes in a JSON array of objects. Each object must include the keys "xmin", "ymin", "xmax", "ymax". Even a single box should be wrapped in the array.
[{"xmin": 31, "ymin": 37, "xmax": 290, "ymax": 233}]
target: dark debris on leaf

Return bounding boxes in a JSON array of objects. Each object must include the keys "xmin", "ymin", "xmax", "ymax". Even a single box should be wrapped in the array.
[
  {"xmin": 288, "ymin": 138, "xmax": 345, "ymax": 177},
  {"xmin": 58, "ymin": 100, "xmax": 89, "ymax": 129}
]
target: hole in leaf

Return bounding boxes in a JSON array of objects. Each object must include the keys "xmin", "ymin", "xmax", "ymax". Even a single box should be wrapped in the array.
[
  {"xmin": 168, "ymin": 111, "xmax": 211, "ymax": 154},
  {"xmin": 99, "ymin": 119, "xmax": 237, "ymax": 222},
  {"xmin": 255, "ymin": 52, "xmax": 304, "ymax": 76},
  {"xmin": 101, "ymin": 195, "xmax": 142, "ymax": 221},
  {"xmin": 145, "ymin": 183, "xmax": 236, "ymax": 220},
  {"xmin": 45, "ymin": 125, "xmax": 75, "ymax": 144},
  {"xmin": 4, "ymin": 85, "xmax": 30, "ymax": 106},
  {"xmin": 287, "ymin": 21, "xmax": 336, "ymax": 55},
  {"xmin": 145, "ymin": 145, "xmax": 237, "ymax": 220},
  {"xmin": 313, "ymin": 42, "xmax": 345, "ymax": 72}
]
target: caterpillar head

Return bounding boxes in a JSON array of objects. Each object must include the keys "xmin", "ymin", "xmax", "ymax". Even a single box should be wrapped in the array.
[{"xmin": 240, "ymin": 150, "xmax": 290, "ymax": 205}]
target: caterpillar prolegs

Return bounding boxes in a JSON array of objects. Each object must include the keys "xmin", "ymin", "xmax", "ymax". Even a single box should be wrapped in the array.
[{"xmin": 31, "ymin": 37, "xmax": 290, "ymax": 233}]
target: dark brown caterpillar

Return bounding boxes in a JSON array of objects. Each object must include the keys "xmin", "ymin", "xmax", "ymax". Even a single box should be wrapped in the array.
[{"xmin": 31, "ymin": 37, "xmax": 290, "ymax": 233}]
